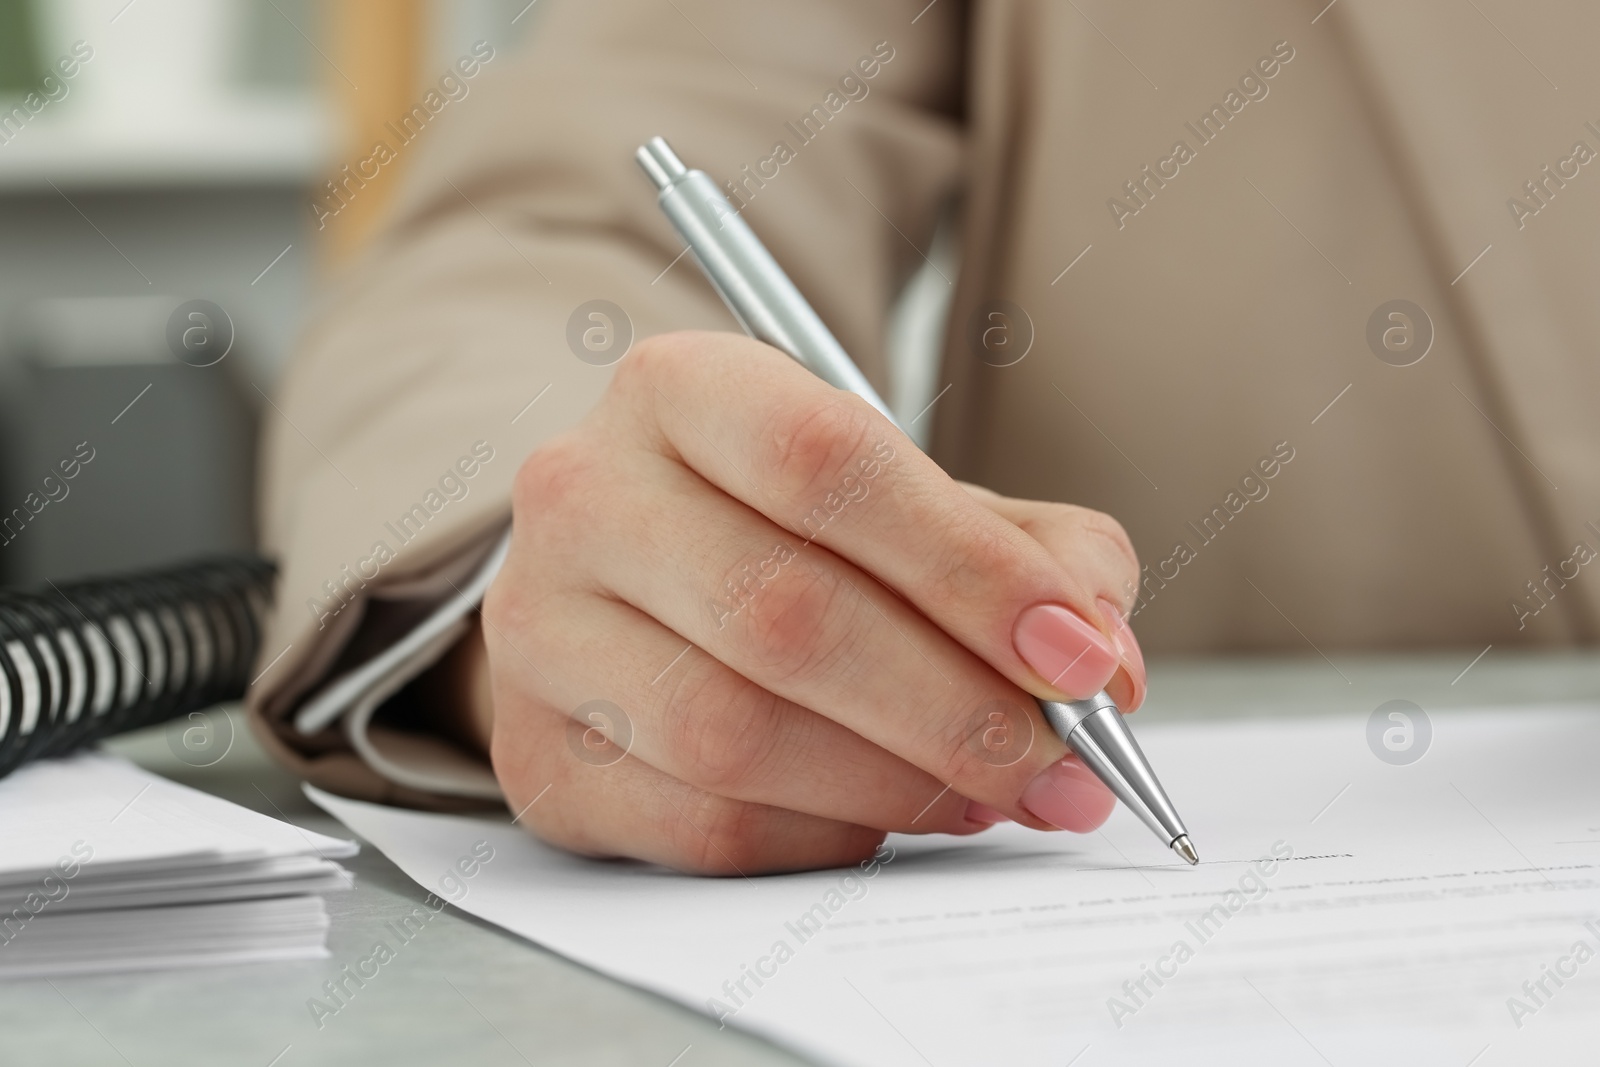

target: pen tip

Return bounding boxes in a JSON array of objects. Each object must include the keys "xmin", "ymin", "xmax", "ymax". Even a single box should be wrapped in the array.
[{"xmin": 1171, "ymin": 835, "xmax": 1199, "ymax": 866}]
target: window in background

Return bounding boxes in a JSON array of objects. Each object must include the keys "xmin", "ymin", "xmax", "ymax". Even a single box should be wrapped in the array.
[
  {"xmin": 0, "ymin": 0, "xmax": 541, "ymax": 586},
  {"xmin": 236, "ymin": 0, "xmax": 315, "ymax": 92},
  {"xmin": 0, "ymin": 0, "xmax": 328, "ymax": 587},
  {"xmin": 0, "ymin": 0, "xmax": 42, "ymax": 92}
]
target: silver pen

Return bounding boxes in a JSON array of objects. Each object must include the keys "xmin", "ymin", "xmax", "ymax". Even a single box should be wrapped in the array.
[{"xmin": 637, "ymin": 137, "xmax": 1198, "ymax": 866}]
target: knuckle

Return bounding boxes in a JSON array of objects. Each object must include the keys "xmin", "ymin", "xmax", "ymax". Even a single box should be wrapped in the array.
[
  {"xmin": 1019, "ymin": 502, "xmax": 1141, "ymax": 592},
  {"xmin": 733, "ymin": 562, "xmax": 856, "ymax": 685},
  {"xmin": 489, "ymin": 705, "xmax": 578, "ymax": 836},
  {"xmin": 921, "ymin": 692, "xmax": 1029, "ymax": 782},
  {"xmin": 923, "ymin": 514, "xmax": 1034, "ymax": 615},
  {"xmin": 665, "ymin": 670, "xmax": 791, "ymax": 796},
  {"xmin": 491, "ymin": 716, "xmax": 627, "ymax": 862},
  {"xmin": 761, "ymin": 394, "xmax": 878, "ymax": 508},
  {"xmin": 511, "ymin": 432, "xmax": 593, "ymax": 519},
  {"xmin": 943, "ymin": 730, "xmax": 1041, "ymax": 796},
  {"xmin": 485, "ymin": 682, "xmax": 548, "ymax": 775},
  {"xmin": 496, "ymin": 442, "xmax": 594, "ymax": 623},
  {"xmin": 481, "ymin": 571, "xmax": 519, "ymax": 638},
  {"xmin": 1076, "ymin": 507, "xmax": 1137, "ymax": 560},
  {"xmin": 1076, "ymin": 508, "xmax": 1141, "ymax": 585},
  {"xmin": 914, "ymin": 722, "xmax": 1052, "ymax": 812},
  {"xmin": 670, "ymin": 792, "xmax": 769, "ymax": 876},
  {"xmin": 612, "ymin": 330, "xmax": 702, "ymax": 393}
]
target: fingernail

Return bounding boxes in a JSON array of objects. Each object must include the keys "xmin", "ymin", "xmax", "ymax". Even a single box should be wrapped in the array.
[
  {"xmin": 1097, "ymin": 596, "xmax": 1148, "ymax": 713},
  {"xmin": 964, "ymin": 800, "xmax": 1010, "ymax": 825},
  {"xmin": 1019, "ymin": 755, "xmax": 1116, "ymax": 832},
  {"xmin": 1013, "ymin": 603, "xmax": 1120, "ymax": 699}
]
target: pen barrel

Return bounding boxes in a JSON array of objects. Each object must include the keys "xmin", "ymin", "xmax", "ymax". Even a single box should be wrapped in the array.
[
  {"xmin": 640, "ymin": 143, "xmax": 897, "ymax": 425},
  {"xmin": 1042, "ymin": 698, "xmax": 1191, "ymax": 847}
]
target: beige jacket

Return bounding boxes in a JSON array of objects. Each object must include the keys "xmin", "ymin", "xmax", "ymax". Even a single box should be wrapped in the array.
[{"xmin": 250, "ymin": 0, "xmax": 1600, "ymax": 806}]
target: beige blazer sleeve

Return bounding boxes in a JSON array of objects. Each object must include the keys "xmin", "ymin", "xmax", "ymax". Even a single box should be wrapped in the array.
[{"xmin": 246, "ymin": 0, "xmax": 966, "ymax": 807}]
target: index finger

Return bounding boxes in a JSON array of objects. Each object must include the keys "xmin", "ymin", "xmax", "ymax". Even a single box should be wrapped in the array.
[{"xmin": 612, "ymin": 331, "xmax": 1131, "ymax": 706}]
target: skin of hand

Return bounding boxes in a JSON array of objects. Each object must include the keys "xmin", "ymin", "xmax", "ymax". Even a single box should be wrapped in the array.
[{"xmin": 453, "ymin": 330, "xmax": 1148, "ymax": 875}]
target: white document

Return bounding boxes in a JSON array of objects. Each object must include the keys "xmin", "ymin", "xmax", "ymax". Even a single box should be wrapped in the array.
[
  {"xmin": 311, "ymin": 707, "xmax": 1600, "ymax": 1065},
  {"xmin": 0, "ymin": 754, "xmax": 356, "ymax": 978}
]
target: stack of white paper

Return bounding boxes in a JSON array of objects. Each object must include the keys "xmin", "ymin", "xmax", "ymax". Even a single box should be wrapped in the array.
[{"xmin": 0, "ymin": 754, "xmax": 355, "ymax": 979}]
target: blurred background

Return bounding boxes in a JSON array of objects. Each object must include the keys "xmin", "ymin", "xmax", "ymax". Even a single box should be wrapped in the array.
[{"xmin": 0, "ymin": 0, "xmax": 536, "ymax": 588}]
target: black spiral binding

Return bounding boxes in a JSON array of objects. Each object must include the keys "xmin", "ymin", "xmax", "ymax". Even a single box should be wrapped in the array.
[{"xmin": 0, "ymin": 556, "xmax": 275, "ymax": 779}]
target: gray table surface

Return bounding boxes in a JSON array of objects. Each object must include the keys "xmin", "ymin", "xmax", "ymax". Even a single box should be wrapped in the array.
[{"xmin": 6, "ymin": 650, "xmax": 1599, "ymax": 1067}]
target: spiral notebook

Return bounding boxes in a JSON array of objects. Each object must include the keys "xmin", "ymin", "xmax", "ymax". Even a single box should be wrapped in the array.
[{"xmin": 0, "ymin": 753, "xmax": 355, "ymax": 979}]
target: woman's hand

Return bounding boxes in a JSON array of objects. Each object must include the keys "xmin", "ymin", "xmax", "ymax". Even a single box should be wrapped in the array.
[{"xmin": 471, "ymin": 330, "xmax": 1147, "ymax": 874}]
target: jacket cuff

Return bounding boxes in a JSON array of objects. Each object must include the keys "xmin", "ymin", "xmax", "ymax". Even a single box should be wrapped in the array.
[{"xmin": 246, "ymin": 524, "xmax": 509, "ymax": 812}]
